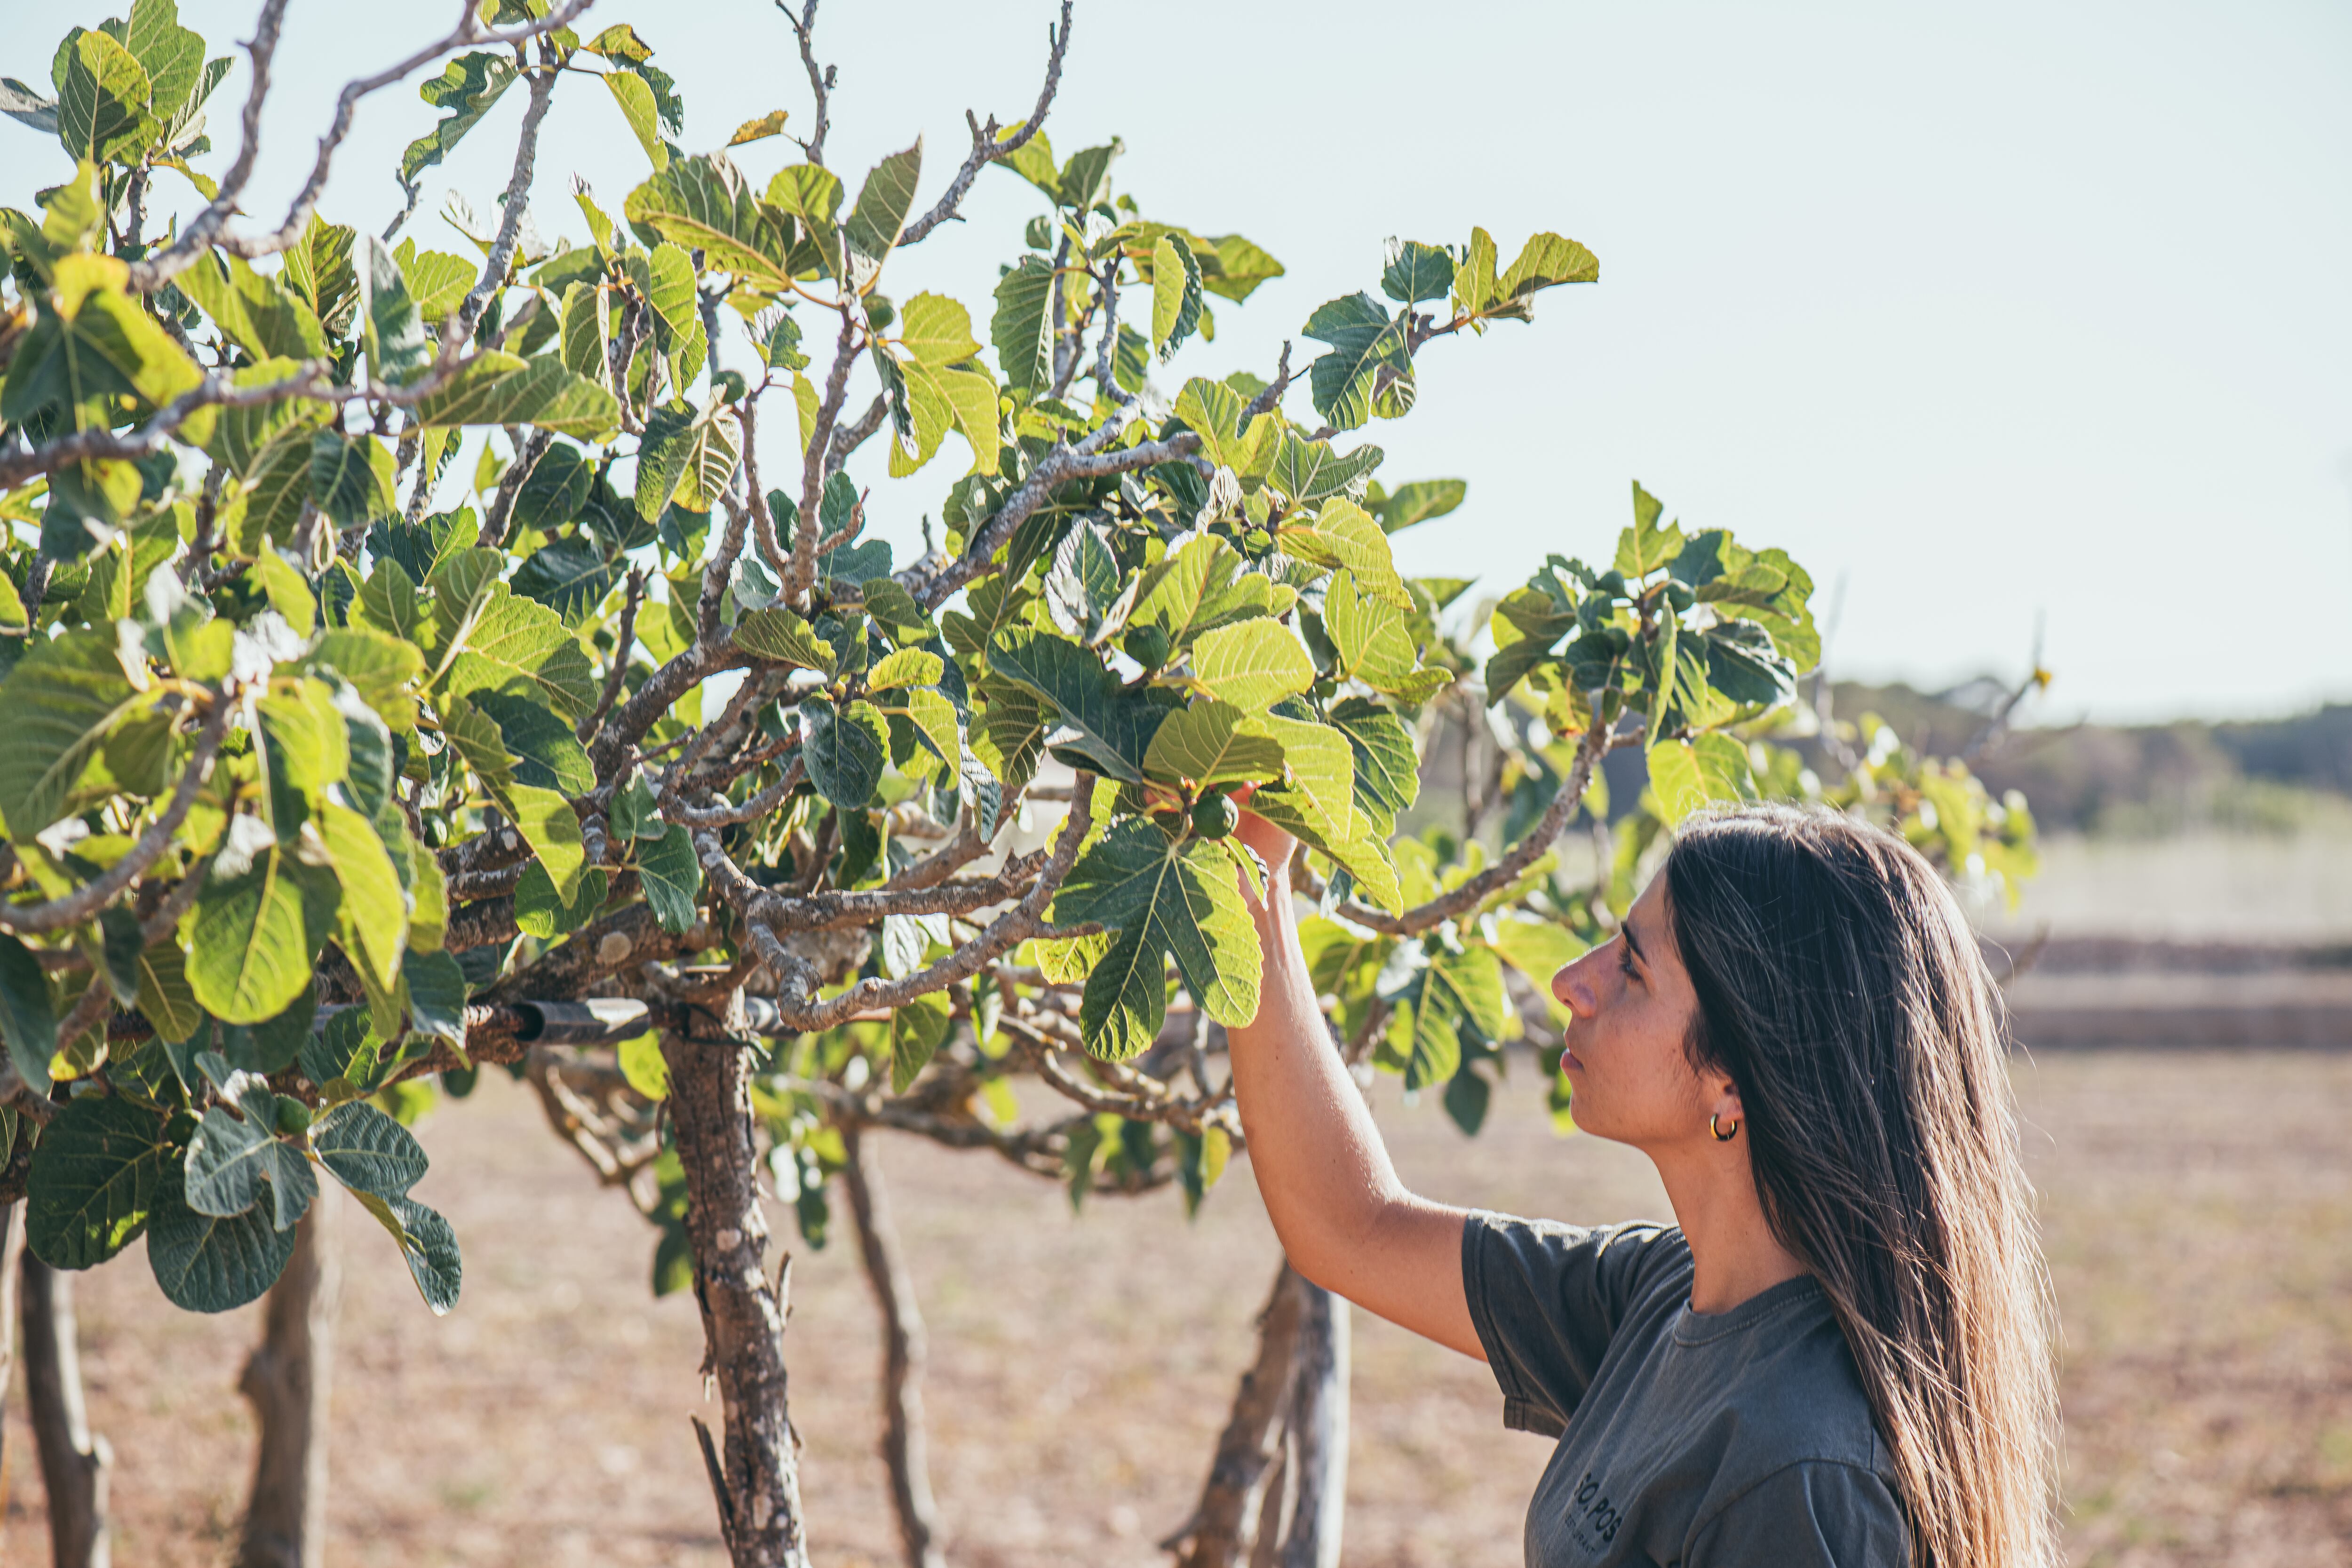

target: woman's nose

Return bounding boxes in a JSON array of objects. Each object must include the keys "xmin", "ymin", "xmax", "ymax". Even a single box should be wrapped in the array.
[{"xmin": 1552, "ymin": 953, "xmax": 1599, "ymax": 1019}]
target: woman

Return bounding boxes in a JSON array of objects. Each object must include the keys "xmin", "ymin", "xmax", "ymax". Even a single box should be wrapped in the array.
[{"xmin": 1227, "ymin": 801, "xmax": 2059, "ymax": 1568}]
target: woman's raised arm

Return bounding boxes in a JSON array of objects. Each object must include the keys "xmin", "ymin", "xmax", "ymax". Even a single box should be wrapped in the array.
[{"xmin": 1225, "ymin": 807, "xmax": 1486, "ymax": 1361}]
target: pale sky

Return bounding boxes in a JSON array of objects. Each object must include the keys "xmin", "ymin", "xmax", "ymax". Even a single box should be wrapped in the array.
[{"xmin": 8, "ymin": 0, "xmax": 2349, "ymax": 723}]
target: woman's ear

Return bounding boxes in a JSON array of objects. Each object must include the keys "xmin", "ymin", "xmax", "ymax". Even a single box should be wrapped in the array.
[{"xmin": 1708, "ymin": 1078, "xmax": 1745, "ymax": 1141}]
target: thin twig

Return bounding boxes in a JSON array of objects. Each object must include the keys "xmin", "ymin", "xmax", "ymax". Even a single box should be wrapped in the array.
[
  {"xmin": 579, "ymin": 567, "xmax": 648, "ymax": 743},
  {"xmin": 0, "ymin": 366, "xmax": 332, "ymax": 490},
  {"xmin": 700, "ymin": 477, "xmax": 756, "ymax": 646},
  {"xmin": 1242, "ymin": 341, "xmax": 1295, "ymax": 420},
  {"xmin": 481, "ymin": 427, "xmax": 552, "ymax": 549},
  {"xmin": 897, "ymin": 0, "xmax": 1073, "ymax": 247},
  {"xmin": 786, "ymin": 307, "xmax": 862, "ymax": 605},
  {"xmin": 739, "ymin": 394, "xmax": 793, "ymax": 583},
  {"xmin": 128, "ymin": 0, "xmax": 598, "ymax": 293},
  {"xmin": 443, "ymin": 59, "xmax": 564, "ymax": 364},
  {"xmin": 1335, "ymin": 720, "xmax": 1625, "ymax": 936},
  {"xmin": 0, "ymin": 697, "xmax": 231, "ymax": 936},
  {"xmin": 1089, "ymin": 255, "xmax": 1126, "ymax": 398},
  {"xmin": 780, "ymin": 0, "xmax": 834, "ymax": 166},
  {"xmin": 754, "ymin": 774, "xmax": 1098, "ymax": 1030},
  {"xmin": 825, "ymin": 394, "xmax": 890, "ymax": 477},
  {"xmin": 903, "ymin": 429, "xmax": 1201, "ymax": 610}
]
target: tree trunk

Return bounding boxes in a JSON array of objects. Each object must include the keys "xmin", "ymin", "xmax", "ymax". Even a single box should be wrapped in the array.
[
  {"xmin": 0, "ymin": 1200, "xmax": 22, "ymax": 1475},
  {"xmin": 1168, "ymin": 1261, "xmax": 1309, "ymax": 1568},
  {"xmin": 1245, "ymin": 1427, "xmax": 1292, "ymax": 1568},
  {"xmin": 238, "ymin": 1186, "xmax": 341, "ymax": 1568},
  {"xmin": 662, "ymin": 1023, "xmax": 811, "ymax": 1568},
  {"xmin": 1277, "ymin": 1282, "xmax": 1348, "ymax": 1568},
  {"xmin": 840, "ymin": 1126, "xmax": 947, "ymax": 1568},
  {"xmin": 21, "ymin": 1250, "xmax": 111, "ymax": 1568}
]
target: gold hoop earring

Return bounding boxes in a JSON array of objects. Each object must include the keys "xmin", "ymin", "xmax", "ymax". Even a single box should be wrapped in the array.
[{"xmin": 1710, "ymin": 1113, "xmax": 1739, "ymax": 1143}]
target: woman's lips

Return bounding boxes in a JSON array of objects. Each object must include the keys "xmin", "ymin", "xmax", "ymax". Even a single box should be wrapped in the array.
[{"xmin": 1559, "ymin": 1046, "xmax": 1584, "ymax": 1075}]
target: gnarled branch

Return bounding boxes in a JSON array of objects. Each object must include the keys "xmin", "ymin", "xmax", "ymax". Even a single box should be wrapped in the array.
[
  {"xmin": 906, "ymin": 430, "xmax": 1202, "ymax": 610},
  {"xmin": 763, "ymin": 773, "xmax": 1096, "ymax": 1030}
]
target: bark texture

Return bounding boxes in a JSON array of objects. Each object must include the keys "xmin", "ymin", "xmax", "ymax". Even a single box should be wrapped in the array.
[
  {"xmin": 1167, "ymin": 1261, "xmax": 1352, "ymax": 1568},
  {"xmin": 0, "ymin": 1200, "xmax": 21, "ymax": 1475},
  {"xmin": 22, "ymin": 1251, "xmax": 112, "ymax": 1568},
  {"xmin": 841, "ymin": 1126, "xmax": 948, "ymax": 1568},
  {"xmin": 1278, "ymin": 1281, "xmax": 1349, "ymax": 1568},
  {"xmin": 238, "ymin": 1187, "xmax": 342, "ymax": 1568},
  {"xmin": 663, "ymin": 1022, "xmax": 811, "ymax": 1568}
]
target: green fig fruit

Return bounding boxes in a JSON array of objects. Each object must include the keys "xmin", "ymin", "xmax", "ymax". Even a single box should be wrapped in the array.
[{"xmin": 1191, "ymin": 792, "xmax": 1239, "ymax": 841}]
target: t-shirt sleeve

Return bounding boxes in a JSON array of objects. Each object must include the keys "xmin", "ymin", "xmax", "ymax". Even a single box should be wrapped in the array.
[
  {"xmin": 1687, "ymin": 1461, "xmax": 1912, "ymax": 1568},
  {"xmin": 1458, "ymin": 1210, "xmax": 1684, "ymax": 1437}
]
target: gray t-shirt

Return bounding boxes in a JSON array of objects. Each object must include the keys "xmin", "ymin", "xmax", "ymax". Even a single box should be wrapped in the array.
[{"xmin": 1462, "ymin": 1210, "xmax": 1911, "ymax": 1568}]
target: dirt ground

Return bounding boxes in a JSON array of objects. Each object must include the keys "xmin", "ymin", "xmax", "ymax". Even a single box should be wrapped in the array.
[{"xmin": 2, "ymin": 1049, "xmax": 2347, "ymax": 1568}]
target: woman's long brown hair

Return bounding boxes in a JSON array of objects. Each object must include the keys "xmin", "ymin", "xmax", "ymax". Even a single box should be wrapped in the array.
[{"xmin": 1664, "ymin": 804, "xmax": 2059, "ymax": 1568}]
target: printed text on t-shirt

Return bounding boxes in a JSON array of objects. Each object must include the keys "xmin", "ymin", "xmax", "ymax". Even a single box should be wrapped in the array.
[{"xmin": 1571, "ymin": 1470, "xmax": 1623, "ymax": 1549}]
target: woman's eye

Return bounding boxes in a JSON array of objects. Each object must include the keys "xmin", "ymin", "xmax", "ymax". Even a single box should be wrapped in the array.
[{"xmin": 1617, "ymin": 946, "xmax": 1638, "ymax": 981}]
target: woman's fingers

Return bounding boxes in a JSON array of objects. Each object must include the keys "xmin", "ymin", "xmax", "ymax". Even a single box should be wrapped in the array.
[{"xmin": 1227, "ymin": 784, "xmax": 1298, "ymax": 880}]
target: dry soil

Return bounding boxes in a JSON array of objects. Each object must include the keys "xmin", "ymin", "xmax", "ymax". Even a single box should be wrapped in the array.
[{"xmin": 2, "ymin": 1049, "xmax": 2346, "ymax": 1568}]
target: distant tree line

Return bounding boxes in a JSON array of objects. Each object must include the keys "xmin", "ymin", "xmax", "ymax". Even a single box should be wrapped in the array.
[{"xmin": 1804, "ymin": 683, "xmax": 2352, "ymax": 836}]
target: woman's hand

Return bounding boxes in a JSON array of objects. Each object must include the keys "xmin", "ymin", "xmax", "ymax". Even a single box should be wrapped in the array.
[{"xmin": 1227, "ymin": 784, "xmax": 1297, "ymax": 908}]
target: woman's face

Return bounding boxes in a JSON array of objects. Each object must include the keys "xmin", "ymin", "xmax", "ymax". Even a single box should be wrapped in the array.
[{"xmin": 1549, "ymin": 872, "xmax": 1724, "ymax": 1149}]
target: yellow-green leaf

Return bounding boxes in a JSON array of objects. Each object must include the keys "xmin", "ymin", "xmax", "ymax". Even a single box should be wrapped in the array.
[
  {"xmin": 1276, "ymin": 499, "xmax": 1410, "ymax": 609},
  {"xmin": 602, "ymin": 69, "xmax": 667, "ymax": 170},
  {"xmin": 727, "ymin": 109, "xmax": 788, "ymax": 146},
  {"xmin": 1187, "ymin": 619, "xmax": 1312, "ymax": 712}
]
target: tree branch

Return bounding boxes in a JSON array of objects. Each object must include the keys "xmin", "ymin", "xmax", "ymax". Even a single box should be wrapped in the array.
[
  {"xmin": 663, "ymin": 760, "xmax": 802, "ymax": 831},
  {"xmin": 587, "ymin": 640, "xmax": 748, "ymax": 780},
  {"xmin": 896, "ymin": 0, "xmax": 1074, "ymax": 247},
  {"xmin": 442, "ymin": 58, "xmax": 564, "ymax": 364},
  {"xmin": 841, "ymin": 1127, "xmax": 948, "ymax": 1568},
  {"xmin": 739, "ymin": 393, "xmax": 793, "ymax": 585},
  {"xmin": 763, "ymin": 850, "xmax": 1045, "ymax": 933},
  {"xmin": 761, "ymin": 774, "xmax": 1096, "ymax": 1030},
  {"xmin": 475, "ymin": 903, "xmax": 709, "ymax": 1011},
  {"xmin": 120, "ymin": 0, "xmax": 293, "ymax": 292},
  {"xmin": 21, "ymin": 1254, "xmax": 111, "ymax": 1568},
  {"xmin": 127, "ymin": 0, "xmax": 598, "ymax": 294},
  {"xmin": 578, "ymin": 566, "xmax": 647, "ymax": 743},
  {"xmin": 780, "ymin": 0, "xmax": 834, "ymax": 167},
  {"xmin": 825, "ymin": 394, "xmax": 890, "ymax": 476},
  {"xmin": 700, "ymin": 476, "xmax": 756, "ymax": 646},
  {"xmin": 1242, "ymin": 341, "xmax": 1294, "ymax": 420},
  {"xmin": 1167, "ymin": 1261, "xmax": 1309, "ymax": 1568},
  {"xmin": 1090, "ymin": 256, "xmax": 1125, "ymax": 396},
  {"xmin": 888, "ymin": 806, "xmax": 992, "ymax": 891},
  {"xmin": 904, "ymin": 430, "xmax": 1201, "ymax": 610},
  {"xmin": 1335, "ymin": 719, "xmax": 1619, "ymax": 936},
  {"xmin": 0, "ymin": 366, "xmax": 332, "ymax": 491},
  {"xmin": 480, "ymin": 426, "xmax": 552, "ymax": 550},
  {"xmin": 0, "ymin": 696, "xmax": 230, "ymax": 936},
  {"xmin": 786, "ymin": 306, "xmax": 862, "ymax": 606}
]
